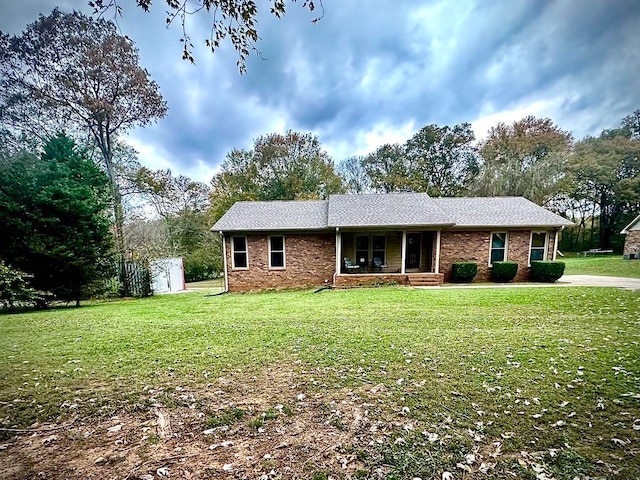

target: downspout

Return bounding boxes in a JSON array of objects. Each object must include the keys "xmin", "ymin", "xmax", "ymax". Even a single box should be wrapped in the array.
[
  {"xmin": 220, "ymin": 232, "xmax": 229, "ymax": 293},
  {"xmin": 333, "ymin": 227, "xmax": 341, "ymax": 286},
  {"xmin": 435, "ymin": 230, "xmax": 441, "ymax": 274},
  {"xmin": 401, "ymin": 231, "xmax": 407, "ymax": 274},
  {"xmin": 553, "ymin": 229, "xmax": 560, "ymax": 261}
]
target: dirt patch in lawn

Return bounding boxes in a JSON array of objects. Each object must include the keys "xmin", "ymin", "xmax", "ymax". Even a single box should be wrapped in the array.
[{"xmin": 0, "ymin": 365, "xmax": 399, "ymax": 480}]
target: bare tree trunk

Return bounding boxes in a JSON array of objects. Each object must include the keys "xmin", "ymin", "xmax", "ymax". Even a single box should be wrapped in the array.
[
  {"xmin": 589, "ymin": 201, "xmax": 596, "ymax": 248},
  {"xmin": 98, "ymin": 136, "xmax": 130, "ymax": 296}
]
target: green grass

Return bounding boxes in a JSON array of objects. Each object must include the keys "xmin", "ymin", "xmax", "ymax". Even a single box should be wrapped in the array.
[
  {"xmin": 1, "ymin": 287, "xmax": 639, "ymax": 478},
  {"xmin": 186, "ymin": 277, "xmax": 224, "ymax": 290},
  {"xmin": 562, "ymin": 254, "xmax": 640, "ymax": 278}
]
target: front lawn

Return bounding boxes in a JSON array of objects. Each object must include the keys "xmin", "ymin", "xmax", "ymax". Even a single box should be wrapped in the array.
[
  {"xmin": 562, "ymin": 254, "xmax": 640, "ymax": 278},
  {"xmin": 1, "ymin": 287, "xmax": 639, "ymax": 479}
]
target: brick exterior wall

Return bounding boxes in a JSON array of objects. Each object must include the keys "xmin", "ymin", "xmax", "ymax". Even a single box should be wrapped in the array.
[
  {"xmin": 225, "ymin": 233, "xmax": 335, "ymax": 292},
  {"xmin": 224, "ymin": 229, "xmax": 561, "ymax": 291},
  {"xmin": 439, "ymin": 229, "xmax": 558, "ymax": 282},
  {"xmin": 507, "ymin": 231, "xmax": 533, "ymax": 282},
  {"xmin": 439, "ymin": 231, "xmax": 491, "ymax": 282},
  {"xmin": 623, "ymin": 230, "xmax": 640, "ymax": 257},
  {"xmin": 335, "ymin": 274, "xmax": 410, "ymax": 287}
]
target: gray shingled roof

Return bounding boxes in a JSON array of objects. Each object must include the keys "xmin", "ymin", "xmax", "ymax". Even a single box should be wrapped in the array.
[
  {"xmin": 327, "ymin": 193, "xmax": 455, "ymax": 227},
  {"xmin": 431, "ymin": 197, "xmax": 574, "ymax": 228},
  {"xmin": 212, "ymin": 200, "xmax": 329, "ymax": 232},
  {"xmin": 212, "ymin": 195, "xmax": 573, "ymax": 232}
]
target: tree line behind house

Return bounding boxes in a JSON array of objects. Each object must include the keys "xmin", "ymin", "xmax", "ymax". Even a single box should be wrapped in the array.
[{"xmin": 1, "ymin": 9, "xmax": 639, "ymax": 307}]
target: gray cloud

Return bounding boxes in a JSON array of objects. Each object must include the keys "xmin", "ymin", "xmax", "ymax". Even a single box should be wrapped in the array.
[{"xmin": 2, "ymin": 0, "xmax": 639, "ymax": 181}]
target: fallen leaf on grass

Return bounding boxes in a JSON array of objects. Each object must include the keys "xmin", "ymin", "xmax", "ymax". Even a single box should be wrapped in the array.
[
  {"xmin": 370, "ymin": 383, "xmax": 386, "ymax": 393},
  {"xmin": 422, "ymin": 431, "xmax": 439, "ymax": 443},
  {"xmin": 41, "ymin": 435, "xmax": 58, "ymax": 445},
  {"xmin": 107, "ymin": 424, "xmax": 123, "ymax": 433},
  {"xmin": 209, "ymin": 440, "xmax": 234, "ymax": 450},
  {"xmin": 478, "ymin": 462, "xmax": 495, "ymax": 473}
]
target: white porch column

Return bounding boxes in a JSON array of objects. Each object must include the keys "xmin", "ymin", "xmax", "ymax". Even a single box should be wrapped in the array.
[
  {"xmin": 435, "ymin": 230, "xmax": 441, "ymax": 274},
  {"xmin": 335, "ymin": 228, "xmax": 341, "ymax": 276},
  {"xmin": 553, "ymin": 230, "xmax": 559, "ymax": 261},
  {"xmin": 221, "ymin": 232, "xmax": 229, "ymax": 292},
  {"xmin": 401, "ymin": 231, "xmax": 407, "ymax": 274}
]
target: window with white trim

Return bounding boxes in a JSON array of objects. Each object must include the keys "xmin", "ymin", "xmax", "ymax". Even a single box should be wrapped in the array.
[
  {"xmin": 232, "ymin": 236, "xmax": 248, "ymax": 269},
  {"xmin": 269, "ymin": 235, "xmax": 285, "ymax": 269},
  {"xmin": 489, "ymin": 232, "xmax": 507, "ymax": 265},
  {"xmin": 529, "ymin": 232, "xmax": 547, "ymax": 262}
]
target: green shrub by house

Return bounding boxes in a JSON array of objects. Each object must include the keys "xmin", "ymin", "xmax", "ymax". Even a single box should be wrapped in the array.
[
  {"xmin": 491, "ymin": 261, "xmax": 518, "ymax": 282},
  {"xmin": 452, "ymin": 262, "xmax": 478, "ymax": 283},
  {"xmin": 530, "ymin": 261, "xmax": 565, "ymax": 282}
]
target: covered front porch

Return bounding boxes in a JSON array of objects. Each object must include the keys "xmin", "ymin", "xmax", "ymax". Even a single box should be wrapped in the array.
[{"xmin": 334, "ymin": 229, "xmax": 444, "ymax": 287}]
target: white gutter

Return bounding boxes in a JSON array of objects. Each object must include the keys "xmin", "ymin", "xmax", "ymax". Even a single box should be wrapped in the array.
[
  {"xmin": 553, "ymin": 230, "xmax": 559, "ymax": 261},
  {"xmin": 220, "ymin": 231, "xmax": 229, "ymax": 292},
  {"xmin": 334, "ymin": 227, "xmax": 341, "ymax": 286},
  {"xmin": 435, "ymin": 230, "xmax": 441, "ymax": 274}
]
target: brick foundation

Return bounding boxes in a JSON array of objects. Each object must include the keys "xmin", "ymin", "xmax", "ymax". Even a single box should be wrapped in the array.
[
  {"xmin": 225, "ymin": 233, "xmax": 335, "ymax": 292},
  {"xmin": 335, "ymin": 274, "xmax": 410, "ymax": 288}
]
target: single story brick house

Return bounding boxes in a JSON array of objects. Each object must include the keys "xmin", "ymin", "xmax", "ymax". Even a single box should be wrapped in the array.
[
  {"xmin": 621, "ymin": 214, "xmax": 640, "ymax": 259},
  {"xmin": 212, "ymin": 193, "xmax": 573, "ymax": 292}
]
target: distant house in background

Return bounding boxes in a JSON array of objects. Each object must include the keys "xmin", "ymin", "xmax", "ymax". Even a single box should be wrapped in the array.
[
  {"xmin": 150, "ymin": 257, "xmax": 186, "ymax": 293},
  {"xmin": 621, "ymin": 215, "xmax": 640, "ymax": 260},
  {"xmin": 212, "ymin": 194, "xmax": 573, "ymax": 292}
]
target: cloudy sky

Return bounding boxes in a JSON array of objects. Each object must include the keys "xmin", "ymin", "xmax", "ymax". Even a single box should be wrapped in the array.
[{"xmin": 2, "ymin": 0, "xmax": 639, "ymax": 183}]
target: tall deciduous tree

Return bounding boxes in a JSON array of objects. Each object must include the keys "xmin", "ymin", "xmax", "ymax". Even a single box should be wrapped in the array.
[
  {"xmin": 620, "ymin": 108, "xmax": 640, "ymax": 139},
  {"xmin": 134, "ymin": 168, "xmax": 220, "ymax": 280},
  {"xmin": 473, "ymin": 116, "xmax": 572, "ymax": 205},
  {"xmin": 405, "ymin": 122, "xmax": 479, "ymax": 196},
  {"xmin": 0, "ymin": 9, "xmax": 167, "ymax": 295},
  {"xmin": 136, "ymin": 168, "xmax": 211, "ymax": 220},
  {"xmin": 337, "ymin": 155, "xmax": 371, "ymax": 193},
  {"xmin": 210, "ymin": 131, "xmax": 344, "ymax": 221},
  {"xmin": 363, "ymin": 143, "xmax": 414, "ymax": 193},
  {"xmin": 91, "ymin": 0, "xmax": 323, "ymax": 70},
  {"xmin": 567, "ymin": 132, "xmax": 640, "ymax": 249},
  {"xmin": 0, "ymin": 133, "xmax": 113, "ymax": 306}
]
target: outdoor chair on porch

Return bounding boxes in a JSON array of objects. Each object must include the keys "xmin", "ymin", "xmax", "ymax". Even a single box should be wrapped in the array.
[
  {"xmin": 343, "ymin": 257, "xmax": 361, "ymax": 274},
  {"xmin": 372, "ymin": 257, "xmax": 388, "ymax": 272}
]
